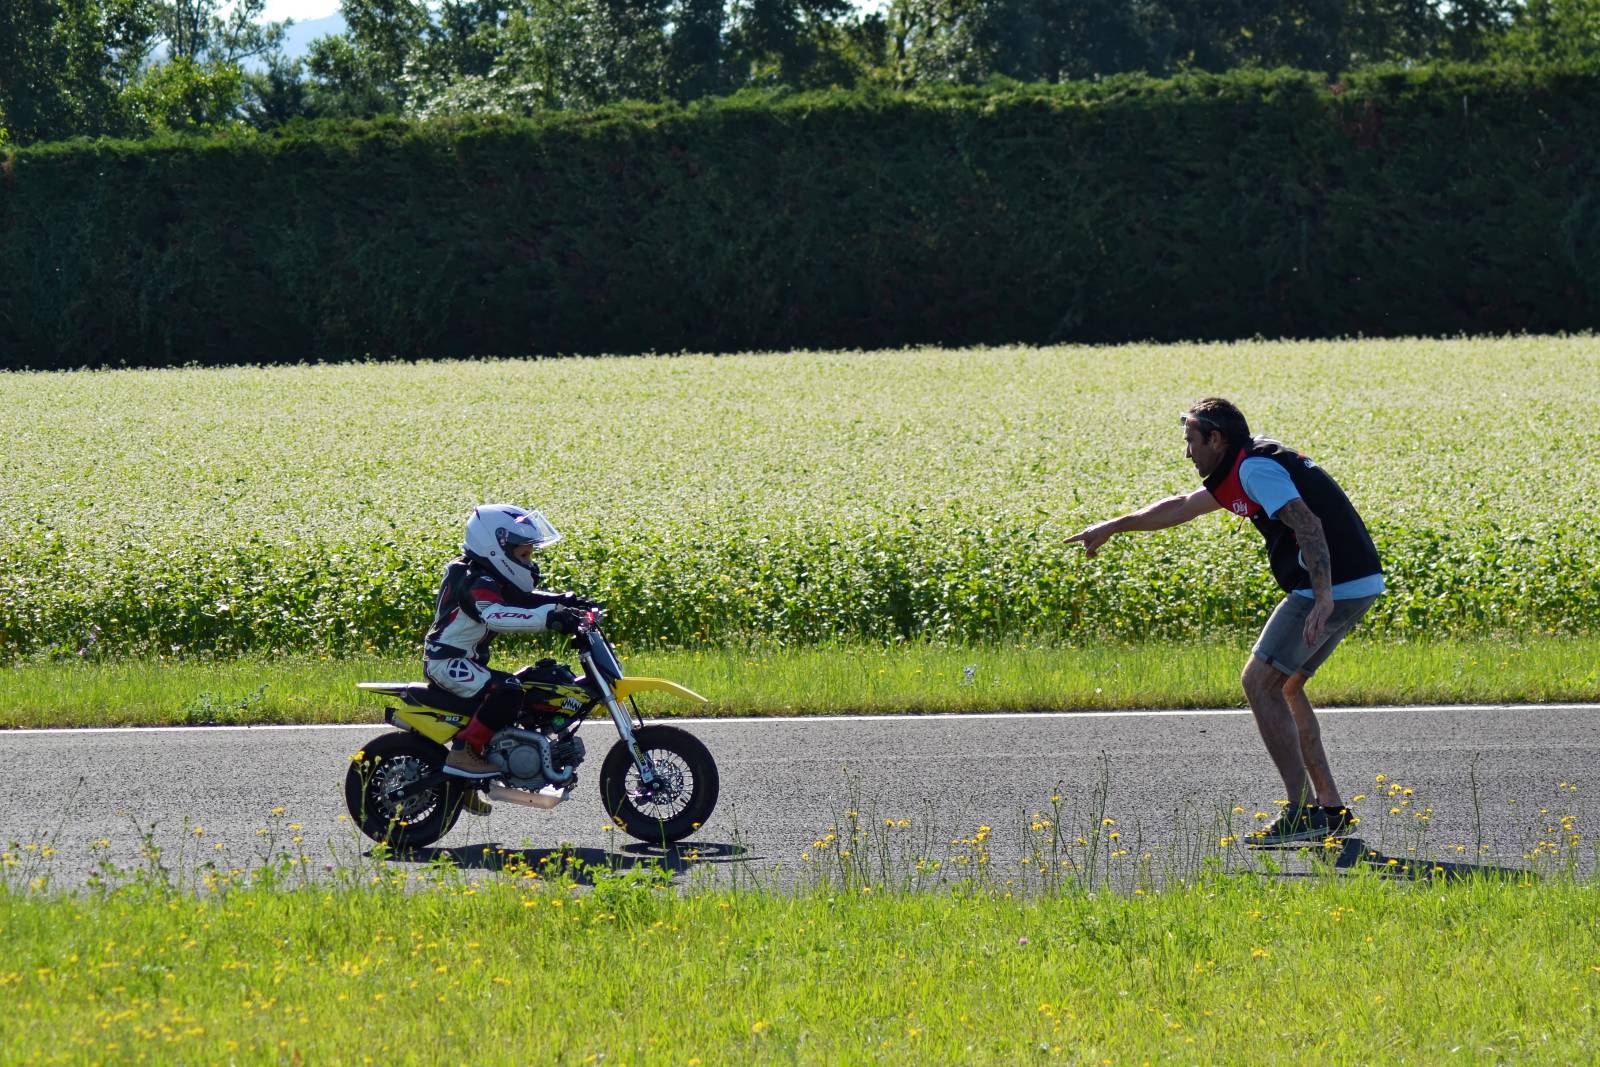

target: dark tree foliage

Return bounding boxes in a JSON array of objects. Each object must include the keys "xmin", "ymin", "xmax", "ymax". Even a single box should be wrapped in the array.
[
  {"xmin": 236, "ymin": 0, "xmax": 1541, "ymax": 127},
  {"xmin": 303, "ymin": 0, "xmax": 429, "ymax": 114},
  {"xmin": 0, "ymin": 0, "xmax": 152, "ymax": 143},
  {"xmin": 3, "ymin": 0, "xmax": 1593, "ymax": 142},
  {"xmin": 669, "ymin": 0, "xmax": 727, "ymax": 100},
  {"xmin": 0, "ymin": 0, "xmax": 290, "ymax": 144},
  {"xmin": 724, "ymin": 0, "xmax": 861, "ymax": 87}
]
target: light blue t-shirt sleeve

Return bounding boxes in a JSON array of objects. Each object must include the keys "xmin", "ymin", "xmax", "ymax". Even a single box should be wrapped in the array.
[{"xmin": 1238, "ymin": 457, "xmax": 1300, "ymax": 518}]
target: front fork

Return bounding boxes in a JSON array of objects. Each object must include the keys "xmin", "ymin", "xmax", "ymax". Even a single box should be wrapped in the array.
[{"xmin": 583, "ymin": 654, "xmax": 657, "ymax": 787}]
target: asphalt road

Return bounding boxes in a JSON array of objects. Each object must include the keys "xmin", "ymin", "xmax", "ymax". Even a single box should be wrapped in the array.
[{"xmin": 4, "ymin": 704, "xmax": 1597, "ymax": 887}]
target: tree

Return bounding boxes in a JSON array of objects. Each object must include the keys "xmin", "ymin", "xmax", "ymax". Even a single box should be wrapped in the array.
[
  {"xmin": 306, "ymin": 0, "xmax": 430, "ymax": 114},
  {"xmin": 725, "ymin": 0, "xmax": 869, "ymax": 88},
  {"xmin": 159, "ymin": 0, "xmax": 286, "ymax": 64},
  {"xmin": 878, "ymin": 0, "xmax": 1158, "ymax": 86},
  {"xmin": 0, "ymin": 0, "xmax": 156, "ymax": 144},
  {"xmin": 241, "ymin": 53, "xmax": 314, "ymax": 128},
  {"xmin": 121, "ymin": 53, "xmax": 243, "ymax": 131},
  {"xmin": 0, "ymin": 0, "xmax": 291, "ymax": 143},
  {"xmin": 404, "ymin": 0, "xmax": 679, "ymax": 115},
  {"xmin": 1028, "ymin": 0, "xmax": 1158, "ymax": 80},
  {"xmin": 667, "ymin": 0, "xmax": 726, "ymax": 100},
  {"xmin": 1491, "ymin": 0, "xmax": 1599, "ymax": 62}
]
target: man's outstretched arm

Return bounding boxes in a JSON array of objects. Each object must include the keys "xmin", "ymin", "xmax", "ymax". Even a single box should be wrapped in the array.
[{"xmin": 1066, "ymin": 488, "xmax": 1221, "ymax": 558}]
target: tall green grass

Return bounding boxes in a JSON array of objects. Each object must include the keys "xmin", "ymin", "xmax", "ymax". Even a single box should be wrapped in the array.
[
  {"xmin": 3, "ymin": 338, "xmax": 1599, "ymax": 659},
  {"xmin": 4, "ymin": 755, "xmax": 1591, "ymax": 1063},
  {"xmin": 3, "ymin": 872, "xmax": 1596, "ymax": 1064},
  {"xmin": 2, "ymin": 634, "xmax": 1596, "ymax": 728}
]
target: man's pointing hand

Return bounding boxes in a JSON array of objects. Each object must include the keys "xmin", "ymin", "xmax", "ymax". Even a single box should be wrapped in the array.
[{"xmin": 1066, "ymin": 522, "xmax": 1116, "ymax": 559}]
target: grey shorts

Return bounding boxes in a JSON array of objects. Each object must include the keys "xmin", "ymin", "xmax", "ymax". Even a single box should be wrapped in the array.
[{"xmin": 1252, "ymin": 593, "xmax": 1380, "ymax": 678}]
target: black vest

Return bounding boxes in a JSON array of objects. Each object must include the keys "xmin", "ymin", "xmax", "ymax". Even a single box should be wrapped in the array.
[{"xmin": 1203, "ymin": 438, "xmax": 1383, "ymax": 594}]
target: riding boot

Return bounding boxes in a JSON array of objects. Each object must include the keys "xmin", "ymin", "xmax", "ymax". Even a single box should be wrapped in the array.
[
  {"xmin": 457, "ymin": 714, "xmax": 495, "ymax": 754},
  {"xmin": 444, "ymin": 714, "xmax": 500, "ymax": 778}
]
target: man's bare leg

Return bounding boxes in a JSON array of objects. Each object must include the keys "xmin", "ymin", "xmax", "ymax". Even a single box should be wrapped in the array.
[
  {"xmin": 1282, "ymin": 673, "xmax": 1342, "ymax": 808},
  {"xmin": 1240, "ymin": 656, "xmax": 1313, "ymax": 806}
]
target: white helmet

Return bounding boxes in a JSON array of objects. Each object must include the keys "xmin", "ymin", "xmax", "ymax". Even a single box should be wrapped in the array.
[{"xmin": 463, "ymin": 504, "xmax": 562, "ymax": 594}]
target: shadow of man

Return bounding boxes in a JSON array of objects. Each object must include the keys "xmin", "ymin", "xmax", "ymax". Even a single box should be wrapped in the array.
[
  {"xmin": 377, "ymin": 840, "xmax": 751, "ymax": 886},
  {"xmin": 1253, "ymin": 837, "xmax": 1533, "ymax": 884}
]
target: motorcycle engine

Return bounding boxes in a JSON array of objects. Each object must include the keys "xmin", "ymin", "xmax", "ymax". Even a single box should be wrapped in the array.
[{"xmin": 487, "ymin": 729, "xmax": 585, "ymax": 790}]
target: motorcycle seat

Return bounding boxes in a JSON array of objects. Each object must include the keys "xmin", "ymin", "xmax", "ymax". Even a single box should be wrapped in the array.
[{"xmin": 398, "ymin": 684, "xmax": 481, "ymax": 716}]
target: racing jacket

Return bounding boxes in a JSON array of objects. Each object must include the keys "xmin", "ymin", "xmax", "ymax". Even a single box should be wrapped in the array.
[{"xmin": 423, "ymin": 557, "xmax": 569, "ymax": 666}]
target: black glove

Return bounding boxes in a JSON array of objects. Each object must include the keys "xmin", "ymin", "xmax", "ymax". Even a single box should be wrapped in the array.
[
  {"xmin": 554, "ymin": 591, "xmax": 601, "ymax": 610},
  {"xmin": 546, "ymin": 605, "xmax": 586, "ymax": 635}
]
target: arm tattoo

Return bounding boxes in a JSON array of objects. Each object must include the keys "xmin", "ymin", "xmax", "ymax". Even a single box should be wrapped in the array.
[{"xmin": 1277, "ymin": 499, "xmax": 1332, "ymax": 595}]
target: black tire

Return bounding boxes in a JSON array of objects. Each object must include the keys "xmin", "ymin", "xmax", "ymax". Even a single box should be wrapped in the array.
[
  {"xmin": 344, "ymin": 731, "xmax": 464, "ymax": 849},
  {"xmin": 599, "ymin": 725, "xmax": 719, "ymax": 844}
]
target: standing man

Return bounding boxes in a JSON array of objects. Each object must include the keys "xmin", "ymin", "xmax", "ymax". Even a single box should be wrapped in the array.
[{"xmin": 1066, "ymin": 398, "xmax": 1384, "ymax": 844}]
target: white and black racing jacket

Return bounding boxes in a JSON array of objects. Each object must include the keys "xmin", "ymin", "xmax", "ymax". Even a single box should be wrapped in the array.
[{"xmin": 423, "ymin": 557, "xmax": 568, "ymax": 666}]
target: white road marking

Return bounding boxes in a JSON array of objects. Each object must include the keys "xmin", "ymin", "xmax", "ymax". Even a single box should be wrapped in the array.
[{"xmin": 5, "ymin": 703, "xmax": 1596, "ymax": 735}]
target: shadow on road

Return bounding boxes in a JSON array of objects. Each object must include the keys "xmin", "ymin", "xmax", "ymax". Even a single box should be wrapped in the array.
[
  {"xmin": 1253, "ymin": 837, "xmax": 1533, "ymax": 883},
  {"xmin": 376, "ymin": 840, "xmax": 752, "ymax": 885}
]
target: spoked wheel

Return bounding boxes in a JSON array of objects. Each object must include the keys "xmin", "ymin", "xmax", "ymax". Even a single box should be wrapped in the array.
[
  {"xmin": 344, "ymin": 731, "xmax": 464, "ymax": 849},
  {"xmin": 599, "ymin": 725, "xmax": 719, "ymax": 844}
]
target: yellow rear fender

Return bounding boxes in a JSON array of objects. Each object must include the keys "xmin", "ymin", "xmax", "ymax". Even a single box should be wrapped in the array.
[
  {"xmin": 610, "ymin": 676, "xmax": 708, "ymax": 704},
  {"xmin": 393, "ymin": 707, "xmax": 466, "ymax": 746},
  {"xmin": 358, "ymin": 682, "xmax": 468, "ymax": 745}
]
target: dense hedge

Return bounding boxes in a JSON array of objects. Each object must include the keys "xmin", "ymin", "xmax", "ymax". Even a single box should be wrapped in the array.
[{"xmin": 2, "ymin": 65, "xmax": 1599, "ymax": 368}]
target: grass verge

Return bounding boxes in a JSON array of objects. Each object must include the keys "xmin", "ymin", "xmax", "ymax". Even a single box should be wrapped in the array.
[
  {"xmin": 2, "ymin": 869, "xmax": 1597, "ymax": 1065},
  {"xmin": 4, "ymin": 763, "xmax": 1591, "ymax": 1063},
  {"xmin": 2, "ymin": 634, "xmax": 1597, "ymax": 728}
]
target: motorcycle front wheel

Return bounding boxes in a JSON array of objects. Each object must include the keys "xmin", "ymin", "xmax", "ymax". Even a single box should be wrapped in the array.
[
  {"xmin": 599, "ymin": 725, "xmax": 719, "ymax": 844},
  {"xmin": 344, "ymin": 731, "xmax": 464, "ymax": 849}
]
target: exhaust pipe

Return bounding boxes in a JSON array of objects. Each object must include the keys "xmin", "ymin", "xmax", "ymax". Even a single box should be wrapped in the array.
[{"xmin": 487, "ymin": 784, "xmax": 572, "ymax": 810}]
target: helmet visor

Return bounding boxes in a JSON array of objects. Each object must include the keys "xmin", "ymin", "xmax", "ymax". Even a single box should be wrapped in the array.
[{"xmin": 498, "ymin": 510, "xmax": 562, "ymax": 551}]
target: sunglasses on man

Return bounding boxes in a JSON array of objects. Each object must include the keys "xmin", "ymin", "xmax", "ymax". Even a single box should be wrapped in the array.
[{"xmin": 1179, "ymin": 411, "xmax": 1227, "ymax": 434}]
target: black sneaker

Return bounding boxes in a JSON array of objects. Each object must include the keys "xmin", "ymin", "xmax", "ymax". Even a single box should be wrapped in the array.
[
  {"xmin": 1321, "ymin": 806, "xmax": 1356, "ymax": 837},
  {"xmin": 1250, "ymin": 804, "xmax": 1329, "ymax": 845}
]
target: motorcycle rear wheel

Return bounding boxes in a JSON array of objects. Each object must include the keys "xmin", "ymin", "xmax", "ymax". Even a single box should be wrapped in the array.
[
  {"xmin": 599, "ymin": 725, "xmax": 719, "ymax": 844},
  {"xmin": 344, "ymin": 731, "xmax": 464, "ymax": 849}
]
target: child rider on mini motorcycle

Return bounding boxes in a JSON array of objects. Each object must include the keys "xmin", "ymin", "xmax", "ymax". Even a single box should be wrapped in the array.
[{"xmin": 424, "ymin": 504, "xmax": 594, "ymax": 781}]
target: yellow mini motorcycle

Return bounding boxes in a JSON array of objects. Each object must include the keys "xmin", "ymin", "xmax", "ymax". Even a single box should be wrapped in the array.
[{"xmin": 344, "ymin": 609, "xmax": 717, "ymax": 848}]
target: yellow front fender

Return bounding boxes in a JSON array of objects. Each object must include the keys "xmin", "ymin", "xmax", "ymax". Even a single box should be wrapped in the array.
[{"xmin": 610, "ymin": 676, "xmax": 708, "ymax": 704}]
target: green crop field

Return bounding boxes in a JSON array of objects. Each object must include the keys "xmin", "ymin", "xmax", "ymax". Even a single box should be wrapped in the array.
[{"xmin": 4, "ymin": 337, "xmax": 1598, "ymax": 662}]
